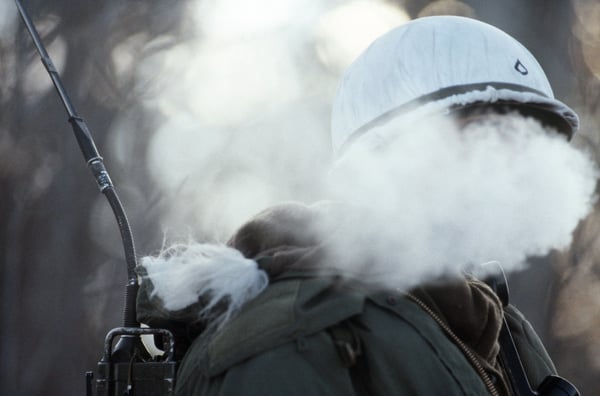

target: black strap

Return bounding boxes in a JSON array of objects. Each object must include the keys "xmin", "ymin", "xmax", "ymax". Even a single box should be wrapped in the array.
[
  {"xmin": 328, "ymin": 321, "xmax": 362, "ymax": 367},
  {"xmin": 328, "ymin": 320, "xmax": 370, "ymax": 395},
  {"xmin": 480, "ymin": 263, "xmax": 580, "ymax": 396}
]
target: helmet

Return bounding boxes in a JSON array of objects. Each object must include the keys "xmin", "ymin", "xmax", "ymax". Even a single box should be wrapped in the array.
[{"xmin": 331, "ymin": 16, "xmax": 579, "ymax": 156}]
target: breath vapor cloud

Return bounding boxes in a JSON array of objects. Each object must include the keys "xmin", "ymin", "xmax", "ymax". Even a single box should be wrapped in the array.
[
  {"xmin": 136, "ymin": 1, "xmax": 598, "ymax": 322},
  {"xmin": 324, "ymin": 114, "xmax": 598, "ymax": 288}
]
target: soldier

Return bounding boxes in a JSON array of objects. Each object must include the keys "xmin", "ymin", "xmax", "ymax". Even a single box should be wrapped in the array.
[{"xmin": 139, "ymin": 16, "xmax": 591, "ymax": 395}]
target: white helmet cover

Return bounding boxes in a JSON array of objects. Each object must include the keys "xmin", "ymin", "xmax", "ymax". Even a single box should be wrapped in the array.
[{"xmin": 331, "ymin": 16, "xmax": 579, "ymax": 155}]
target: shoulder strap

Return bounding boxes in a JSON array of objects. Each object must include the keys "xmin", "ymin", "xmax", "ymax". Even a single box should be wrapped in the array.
[
  {"xmin": 328, "ymin": 320, "xmax": 362, "ymax": 367},
  {"xmin": 327, "ymin": 319, "xmax": 370, "ymax": 395},
  {"xmin": 480, "ymin": 263, "xmax": 579, "ymax": 396}
]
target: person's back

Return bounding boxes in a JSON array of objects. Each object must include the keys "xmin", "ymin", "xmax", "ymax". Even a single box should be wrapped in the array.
[{"xmin": 170, "ymin": 202, "xmax": 558, "ymax": 396}]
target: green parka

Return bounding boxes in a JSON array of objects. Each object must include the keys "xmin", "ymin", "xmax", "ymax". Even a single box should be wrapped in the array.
[{"xmin": 143, "ymin": 202, "xmax": 557, "ymax": 395}]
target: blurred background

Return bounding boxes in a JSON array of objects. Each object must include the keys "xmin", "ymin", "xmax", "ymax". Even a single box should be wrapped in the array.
[{"xmin": 1, "ymin": 0, "xmax": 599, "ymax": 394}]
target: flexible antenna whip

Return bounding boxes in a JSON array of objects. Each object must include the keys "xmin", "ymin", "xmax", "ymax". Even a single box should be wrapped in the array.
[{"xmin": 15, "ymin": 0, "xmax": 140, "ymax": 330}]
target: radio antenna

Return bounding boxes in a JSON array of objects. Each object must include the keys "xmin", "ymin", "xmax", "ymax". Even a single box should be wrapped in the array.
[{"xmin": 15, "ymin": 0, "xmax": 141, "ymax": 344}]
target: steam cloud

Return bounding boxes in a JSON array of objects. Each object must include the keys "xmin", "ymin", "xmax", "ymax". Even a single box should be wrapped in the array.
[
  {"xmin": 141, "ymin": 112, "xmax": 598, "ymax": 319},
  {"xmin": 137, "ymin": 2, "xmax": 598, "ymax": 300},
  {"xmin": 324, "ymin": 113, "xmax": 598, "ymax": 288}
]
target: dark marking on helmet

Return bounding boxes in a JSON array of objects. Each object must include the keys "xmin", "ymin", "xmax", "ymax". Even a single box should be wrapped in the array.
[{"xmin": 514, "ymin": 59, "xmax": 528, "ymax": 75}]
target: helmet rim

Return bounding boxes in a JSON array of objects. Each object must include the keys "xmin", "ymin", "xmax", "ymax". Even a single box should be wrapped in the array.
[{"xmin": 335, "ymin": 82, "xmax": 579, "ymax": 156}]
